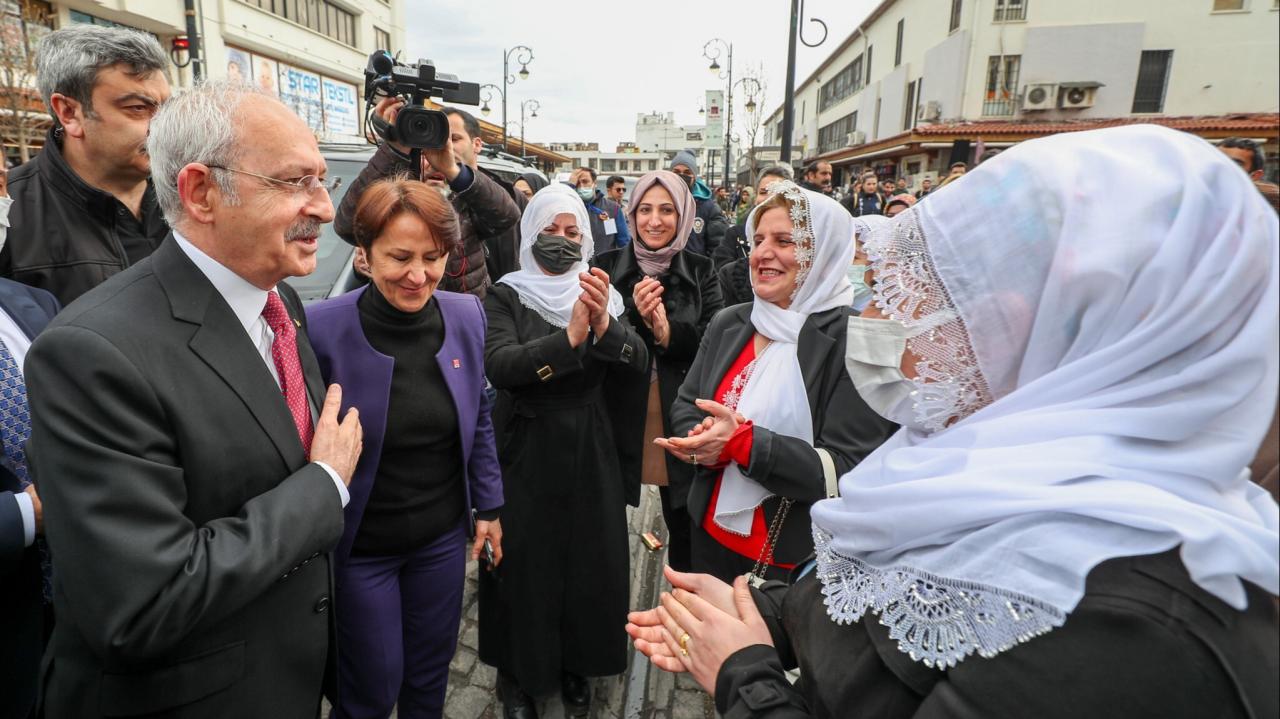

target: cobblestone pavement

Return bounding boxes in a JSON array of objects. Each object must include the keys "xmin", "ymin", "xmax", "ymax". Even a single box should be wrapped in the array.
[{"xmin": 325, "ymin": 485, "xmax": 715, "ymax": 718}]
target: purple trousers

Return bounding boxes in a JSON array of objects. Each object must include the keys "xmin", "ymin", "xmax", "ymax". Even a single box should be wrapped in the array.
[{"xmin": 330, "ymin": 522, "xmax": 467, "ymax": 719}]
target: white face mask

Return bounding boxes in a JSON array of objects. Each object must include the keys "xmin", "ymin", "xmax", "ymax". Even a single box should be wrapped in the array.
[
  {"xmin": 845, "ymin": 311, "xmax": 955, "ymax": 431},
  {"xmin": 845, "ymin": 315, "xmax": 918, "ymax": 427}
]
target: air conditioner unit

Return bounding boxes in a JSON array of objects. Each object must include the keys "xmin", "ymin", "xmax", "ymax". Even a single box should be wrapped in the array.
[
  {"xmin": 1022, "ymin": 83, "xmax": 1057, "ymax": 111},
  {"xmin": 1058, "ymin": 82, "xmax": 1103, "ymax": 110},
  {"xmin": 916, "ymin": 100, "xmax": 942, "ymax": 122},
  {"xmin": 846, "ymin": 130, "xmax": 867, "ymax": 146}
]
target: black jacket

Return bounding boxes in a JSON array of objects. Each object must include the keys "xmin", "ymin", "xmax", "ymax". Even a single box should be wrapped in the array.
[
  {"xmin": 687, "ymin": 196, "xmax": 729, "ymax": 258},
  {"xmin": 716, "ymin": 257, "xmax": 753, "ymax": 309},
  {"xmin": 671, "ymin": 304, "xmax": 896, "ymax": 566},
  {"xmin": 334, "ymin": 145, "xmax": 520, "ymax": 298},
  {"xmin": 592, "ymin": 246, "xmax": 723, "ymax": 507},
  {"xmin": 841, "ymin": 191, "xmax": 883, "ymax": 217},
  {"xmin": 717, "ymin": 550, "xmax": 1279, "ymax": 718},
  {"xmin": 1, "ymin": 130, "xmax": 168, "ymax": 305},
  {"xmin": 711, "ymin": 220, "xmax": 750, "ymax": 270}
]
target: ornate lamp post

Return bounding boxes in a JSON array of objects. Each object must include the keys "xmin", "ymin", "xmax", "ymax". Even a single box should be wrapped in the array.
[
  {"xmin": 483, "ymin": 46, "xmax": 535, "ymax": 152},
  {"xmin": 519, "ymin": 99, "xmax": 540, "ymax": 159},
  {"xmin": 703, "ymin": 38, "xmax": 733, "ymax": 190},
  {"xmin": 780, "ymin": 0, "xmax": 827, "ymax": 165}
]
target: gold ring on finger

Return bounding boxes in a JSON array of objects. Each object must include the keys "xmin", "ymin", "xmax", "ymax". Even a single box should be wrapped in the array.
[{"xmin": 679, "ymin": 632, "xmax": 690, "ymax": 651}]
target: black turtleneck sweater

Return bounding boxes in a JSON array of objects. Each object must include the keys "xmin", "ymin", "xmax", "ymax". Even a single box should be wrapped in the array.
[{"xmin": 352, "ymin": 285, "xmax": 466, "ymax": 555}]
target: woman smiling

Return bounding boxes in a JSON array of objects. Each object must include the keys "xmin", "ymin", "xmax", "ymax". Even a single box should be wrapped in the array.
[
  {"xmin": 655, "ymin": 180, "xmax": 896, "ymax": 583},
  {"xmin": 306, "ymin": 177, "xmax": 504, "ymax": 719},
  {"xmin": 593, "ymin": 170, "xmax": 723, "ymax": 572}
]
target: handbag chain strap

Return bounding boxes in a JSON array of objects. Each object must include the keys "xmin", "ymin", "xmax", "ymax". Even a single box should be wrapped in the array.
[{"xmin": 746, "ymin": 497, "xmax": 793, "ymax": 587}]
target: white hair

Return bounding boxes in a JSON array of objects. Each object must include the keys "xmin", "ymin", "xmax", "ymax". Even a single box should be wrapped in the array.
[{"xmin": 147, "ymin": 81, "xmax": 276, "ymax": 225}]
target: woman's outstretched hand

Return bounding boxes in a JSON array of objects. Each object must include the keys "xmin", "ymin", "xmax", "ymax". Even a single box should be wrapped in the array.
[
  {"xmin": 626, "ymin": 573, "xmax": 774, "ymax": 694},
  {"xmin": 654, "ymin": 399, "xmax": 741, "ymax": 466}
]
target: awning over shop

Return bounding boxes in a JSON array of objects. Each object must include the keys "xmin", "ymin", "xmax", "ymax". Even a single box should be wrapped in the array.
[{"xmin": 817, "ymin": 113, "xmax": 1280, "ymax": 165}]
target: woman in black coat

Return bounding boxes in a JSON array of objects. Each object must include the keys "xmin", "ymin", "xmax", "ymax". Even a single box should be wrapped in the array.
[
  {"xmin": 478, "ymin": 184, "xmax": 649, "ymax": 718},
  {"xmin": 652, "ymin": 181, "xmax": 895, "ymax": 583},
  {"xmin": 628, "ymin": 125, "xmax": 1279, "ymax": 718},
  {"xmin": 593, "ymin": 170, "xmax": 723, "ymax": 571}
]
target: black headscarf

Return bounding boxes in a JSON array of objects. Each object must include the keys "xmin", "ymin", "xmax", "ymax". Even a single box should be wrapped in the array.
[{"xmin": 519, "ymin": 172, "xmax": 548, "ymax": 194}]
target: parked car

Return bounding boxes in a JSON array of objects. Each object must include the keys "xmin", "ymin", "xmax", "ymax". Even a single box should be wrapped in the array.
[{"xmin": 286, "ymin": 142, "xmax": 542, "ymax": 304}]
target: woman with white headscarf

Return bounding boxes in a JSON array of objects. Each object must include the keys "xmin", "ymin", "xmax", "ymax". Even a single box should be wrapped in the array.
[
  {"xmin": 477, "ymin": 183, "xmax": 648, "ymax": 718},
  {"xmin": 593, "ymin": 170, "xmax": 724, "ymax": 573},
  {"xmin": 653, "ymin": 180, "xmax": 896, "ymax": 584},
  {"xmin": 628, "ymin": 125, "xmax": 1279, "ymax": 717}
]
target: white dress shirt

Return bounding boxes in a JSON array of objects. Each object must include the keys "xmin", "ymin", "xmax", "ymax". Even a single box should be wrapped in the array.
[
  {"xmin": 173, "ymin": 231, "xmax": 348, "ymax": 507},
  {"xmin": 0, "ymin": 195, "xmax": 12, "ymax": 256},
  {"xmin": 0, "ymin": 306, "xmax": 35, "ymax": 547}
]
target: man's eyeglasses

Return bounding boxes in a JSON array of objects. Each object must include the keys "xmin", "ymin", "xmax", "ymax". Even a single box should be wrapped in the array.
[{"xmin": 206, "ymin": 165, "xmax": 342, "ymax": 196}]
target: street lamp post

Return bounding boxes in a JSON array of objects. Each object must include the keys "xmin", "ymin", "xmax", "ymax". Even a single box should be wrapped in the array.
[
  {"xmin": 780, "ymin": 0, "xmax": 827, "ymax": 165},
  {"xmin": 703, "ymin": 38, "xmax": 733, "ymax": 190},
  {"xmin": 498, "ymin": 46, "xmax": 534, "ymax": 151},
  {"xmin": 519, "ymin": 99, "xmax": 540, "ymax": 158}
]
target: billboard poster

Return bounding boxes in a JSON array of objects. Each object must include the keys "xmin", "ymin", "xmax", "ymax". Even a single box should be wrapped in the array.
[
  {"xmin": 322, "ymin": 77, "xmax": 360, "ymax": 139},
  {"xmin": 278, "ymin": 63, "xmax": 324, "ymax": 134},
  {"xmin": 251, "ymin": 54, "xmax": 279, "ymax": 97},
  {"xmin": 704, "ymin": 89, "xmax": 724, "ymax": 148},
  {"xmin": 224, "ymin": 47, "xmax": 251, "ymax": 85}
]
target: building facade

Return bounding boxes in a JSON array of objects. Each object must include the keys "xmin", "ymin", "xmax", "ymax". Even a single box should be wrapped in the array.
[
  {"xmin": 549, "ymin": 142, "xmax": 665, "ymax": 178},
  {"xmin": 762, "ymin": 0, "xmax": 1280, "ymax": 189}
]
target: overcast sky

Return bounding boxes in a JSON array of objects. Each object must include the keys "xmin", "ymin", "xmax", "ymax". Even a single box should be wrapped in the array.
[{"xmin": 405, "ymin": 0, "xmax": 877, "ymax": 150}]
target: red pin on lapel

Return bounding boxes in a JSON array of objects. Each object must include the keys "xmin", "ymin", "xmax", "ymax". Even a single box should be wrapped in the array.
[{"xmin": 452, "ymin": 359, "xmax": 461, "ymax": 369}]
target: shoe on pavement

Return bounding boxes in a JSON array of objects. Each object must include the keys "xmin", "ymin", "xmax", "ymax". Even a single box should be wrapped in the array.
[
  {"xmin": 561, "ymin": 671, "xmax": 591, "ymax": 718},
  {"xmin": 498, "ymin": 673, "xmax": 539, "ymax": 719}
]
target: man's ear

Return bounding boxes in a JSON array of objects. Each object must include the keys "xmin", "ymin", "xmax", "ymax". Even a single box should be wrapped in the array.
[
  {"xmin": 177, "ymin": 164, "xmax": 219, "ymax": 225},
  {"xmin": 472, "ymin": 136, "xmax": 483, "ymax": 163},
  {"xmin": 49, "ymin": 93, "xmax": 87, "ymax": 140}
]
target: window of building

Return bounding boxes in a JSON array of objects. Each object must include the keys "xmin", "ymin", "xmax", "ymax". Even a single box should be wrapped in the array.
[
  {"xmin": 865, "ymin": 45, "xmax": 873, "ymax": 85},
  {"xmin": 602, "ymin": 159, "xmax": 616, "ymax": 172},
  {"xmin": 903, "ymin": 79, "xmax": 917, "ymax": 131},
  {"xmin": 895, "ymin": 19, "xmax": 904, "ymax": 67},
  {"xmin": 817, "ymin": 113, "xmax": 857, "ymax": 154},
  {"xmin": 994, "ymin": 0, "xmax": 1027, "ymax": 22},
  {"xmin": 1132, "ymin": 50, "xmax": 1173, "ymax": 113},
  {"xmin": 982, "ymin": 55, "xmax": 1020, "ymax": 116},
  {"xmin": 1212, "ymin": 0, "xmax": 1245, "ymax": 9},
  {"xmin": 239, "ymin": 0, "xmax": 358, "ymax": 47},
  {"xmin": 818, "ymin": 53, "xmax": 865, "ymax": 111},
  {"xmin": 374, "ymin": 26, "xmax": 391, "ymax": 51},
  {"xmin": 950, "ymin": 0, "xmax": 963, "ymax": 31},
  {"xmin": 69, "ymin": 9, "xmax": 126, "ymax": 27},
  {"xmin": 649, "ymin": 160, "xmax": 658, "ymax": 171}
]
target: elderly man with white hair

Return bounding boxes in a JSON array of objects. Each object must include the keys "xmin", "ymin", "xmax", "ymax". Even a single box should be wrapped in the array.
[{"xmin": 25, "ymin": 81, "xmax": 364, "ymax": 718}]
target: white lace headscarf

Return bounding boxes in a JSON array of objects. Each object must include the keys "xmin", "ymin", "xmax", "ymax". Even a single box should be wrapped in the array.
[
  {"xmin": 811, "ymin": 124, "xmax": 1280, "ymax": 668},
  {"xmin": 496, "ymin": 183, "xmax": 623, "ymax": 327},
  {"xmin": 713, "ymin": 181, "xmax": 856, "ymax": 534}
]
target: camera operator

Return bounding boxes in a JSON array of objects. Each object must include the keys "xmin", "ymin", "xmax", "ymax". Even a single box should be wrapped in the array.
[{"xmin": 335, "ymin": 97, "xmax": 520, "ymax": 296}]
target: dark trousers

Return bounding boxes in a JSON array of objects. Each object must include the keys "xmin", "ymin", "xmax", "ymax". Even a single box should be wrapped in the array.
[
  {"xmin": 657, "ymin": 485, "xmax": 693, "ymax": 572},
  {"xmin": 330, "ymin": 522, "xmax": 466, "ymax": 719}
]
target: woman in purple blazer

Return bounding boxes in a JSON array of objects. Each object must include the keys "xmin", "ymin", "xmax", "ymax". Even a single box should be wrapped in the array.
[{"xmin": 306, "ymin": 177, "xmax": 504, "ymax": 719}]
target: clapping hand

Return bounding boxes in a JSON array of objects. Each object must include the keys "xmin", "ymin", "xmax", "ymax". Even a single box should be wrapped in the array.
[
  {"xmin": 626, "ymin": 571, "xmax": 773, "ymax": 694},
  {"xmin": 654, "ymin": 399, "xmax": 741, "ymax": 466},
  {"xmin": 578, "ymin": 267, "xmax": 613, "ymax": 338},
  {"xmin": 633, "ymin": 277, "xmax": 670, "ymax": 347}
]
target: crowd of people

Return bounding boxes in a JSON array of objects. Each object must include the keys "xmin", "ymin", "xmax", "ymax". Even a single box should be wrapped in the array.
[{"xmin": 0, "ymin": 23, "xmax": 1277, "ymax": 719}]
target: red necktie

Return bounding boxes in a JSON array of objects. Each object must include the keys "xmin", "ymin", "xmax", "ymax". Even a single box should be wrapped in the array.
[{"xmin": 262, "ymin": 290, "xmax": 314, "ymax": 454}]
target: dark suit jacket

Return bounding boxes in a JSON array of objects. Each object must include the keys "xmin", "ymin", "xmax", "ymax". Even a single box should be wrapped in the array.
[
  {"xmin": 306, "ymin": 286, "xmax": 504, "ymax": 568},
  {"xmin": 671, "ymin": 304, "xmax": 897, "ymax": 565},
  {"xmin": 0, "ymin": 278, "xmax": 59, "ymax": 719},
  {"xmin": 25, "ymin": 236, "xmax": 345, "ymax": 718}
]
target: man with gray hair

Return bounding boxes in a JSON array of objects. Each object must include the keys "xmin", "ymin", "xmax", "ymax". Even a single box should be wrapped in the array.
[
  {"xmin": 25, "ymin": 80, "xmax": 363, "ymax": 718},
  {"xmin": 1, "ymin": 24, "xmax": 171, "ymax": 305}
]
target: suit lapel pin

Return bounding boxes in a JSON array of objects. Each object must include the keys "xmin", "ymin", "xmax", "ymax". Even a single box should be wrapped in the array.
[
  {"xmin": 293, "ymin": 318, "xmax": 301, "ymax": 328},
  {"xmin": 452, "ymin": 359, "xmax": 462, "ymax": 369}
]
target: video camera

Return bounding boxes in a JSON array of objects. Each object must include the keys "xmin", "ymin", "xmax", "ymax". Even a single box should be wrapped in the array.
[{"xmin": 363, "ymin": 51, "xmax": 480, "ymax": 150}]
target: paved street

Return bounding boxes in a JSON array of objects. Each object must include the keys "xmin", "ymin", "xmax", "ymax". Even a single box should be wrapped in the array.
[{"xmin": 324, "ymin": 485, "xmax": 715, "ymax": 718}]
